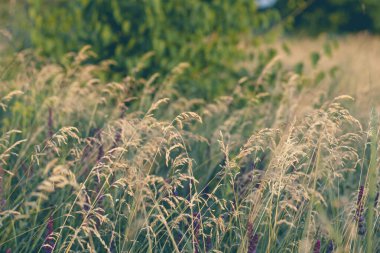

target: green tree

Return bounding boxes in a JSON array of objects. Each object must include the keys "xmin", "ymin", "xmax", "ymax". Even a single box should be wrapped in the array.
[
  {"xmin": 277, "ymin": 0, "xmax": 380, "ymax": 35},
  {"xmin": 27, "ymin": 0, "xmax": 286, "ymax": 98}
]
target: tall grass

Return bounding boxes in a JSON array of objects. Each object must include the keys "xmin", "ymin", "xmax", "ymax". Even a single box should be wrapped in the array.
[{"xmin": 0, "ymin": 47, "xmax": 379, "ymax": 252}]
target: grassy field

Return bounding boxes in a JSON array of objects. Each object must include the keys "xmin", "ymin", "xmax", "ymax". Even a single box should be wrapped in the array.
[
  {"xmin": 0, "ymin": 31, "xmax": 380, "ymax": 253},
  {"xmin": 263, "ymin": 33, "xmax": 380, "ymax": 121}
]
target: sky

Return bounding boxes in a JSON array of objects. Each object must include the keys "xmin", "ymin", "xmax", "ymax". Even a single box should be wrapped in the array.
[{"xmin": 256, "ymin": 0, "xmax": 277, "ymax": 9}]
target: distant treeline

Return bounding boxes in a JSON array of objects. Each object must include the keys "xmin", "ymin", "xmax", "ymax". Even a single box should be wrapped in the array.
[{"xmin": 276, "ymin": 0, "xmax": 380, "ymax": 35}]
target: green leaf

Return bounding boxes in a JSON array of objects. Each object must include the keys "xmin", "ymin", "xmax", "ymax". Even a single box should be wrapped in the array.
[{"xmin": 310, "ymin": 52, "xmax": 320, "ymax": 68}]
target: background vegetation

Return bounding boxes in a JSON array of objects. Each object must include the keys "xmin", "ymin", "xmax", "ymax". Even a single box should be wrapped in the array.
[{"xmin": 288, "ymin": 0, "xmax": 380, "ymax": 35}]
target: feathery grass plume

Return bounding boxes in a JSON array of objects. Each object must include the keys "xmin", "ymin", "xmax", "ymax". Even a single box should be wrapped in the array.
[
  {"xmin": 0, "ymin": 130, "xmax": 25, "ymax": 166},
  {"xmin": 0, "ymin": 90, "xmax": 23, "ymax": 111},
  {"xmin": 43, "ymin": 215, "xmax": 55, "ymax": 253},
  {"xmin": 326, "ymin": 240, "xmax": 334, "ymax": 253},
  {"xmin": 312, "ymin": 239, "xmax": 321, "ymax": 253}
]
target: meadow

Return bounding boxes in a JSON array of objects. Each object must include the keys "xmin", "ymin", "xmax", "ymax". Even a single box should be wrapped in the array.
[{"xmin": 0, "ymin": 2, "xmax": 380, "ymax": 253}]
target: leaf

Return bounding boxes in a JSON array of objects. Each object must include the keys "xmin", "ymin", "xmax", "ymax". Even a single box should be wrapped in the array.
[{"xmin": 310, "ymin": 52, "xmax": 320, "ymax": 68}]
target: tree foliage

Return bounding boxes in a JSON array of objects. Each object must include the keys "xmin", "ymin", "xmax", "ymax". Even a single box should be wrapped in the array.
[
  {"xmin": 28, "ymin": 0, "xmax": 287, "ymax": 98},
  {"xmin": 277, "ymin": 0, "xmax": 380, "ymax": 35}
]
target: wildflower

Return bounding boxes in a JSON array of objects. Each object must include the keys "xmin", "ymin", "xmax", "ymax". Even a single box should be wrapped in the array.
[
  {"xmin": 111, "ymin": 128, "xmax": 122, "ymax": 150},
  {"xmin": 43, "ymin": 215, "xmax": 55, "ymax": 253},
  {"xmin": 356, "ymin": 185, "xmax": 364, "ymax": 218},
  {"xmin": 313, "ymin": 239, "xmax": 320, "ymax": 253},
  {"xmin": 192, "ymin": 212, "xmax": 201, "ymax": 253},
  {"xmin": 48, "ymin": 107, "xmax": 54, "ymax": 138},
  {"xmin": 358, "ymin": 215, "xmax": 366, "ymax": 236},
  {"xmin": 0, "ymin": 166, "xmax": 5, "ymax": 210},
  {"xmin": 221, "ymin": 212, "xmax": 229, "ymax": 222},
  {"xmin": 205, "ymin": 235, "xmax": 213, "ymax": 252},
  {"xmin": 175, "ymin": 231, "xmax": 184, "ymax": 251},
  {"xmin": 247, "ymin": 221, "xmax": 259, "ymax": 253},
  {"xmin": 173, "ymin": 187, "xmax": 179, "ymax": 197},
  {"xmin": 326, "ymin": 240, "xmax": 334, "ymax": 253},
  {"xmin": 355, "ymin": 185, "xmax": 366, "ymax": 236},
  {"xmin": 96, "ymin": 130, "xmax": 104, "ymax": 162}
]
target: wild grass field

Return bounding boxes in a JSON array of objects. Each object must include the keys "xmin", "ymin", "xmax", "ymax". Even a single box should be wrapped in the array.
[
  {"xmin": 0, "ymin": 2, "xmax": 380, "ymax": 253},
  {"xmin": 0, "ymin": 37, "xmax": 379, "ymax": 252},
  {"xmin": 266, "ymin": 33, "xmax": 380, "ymax": 122}
]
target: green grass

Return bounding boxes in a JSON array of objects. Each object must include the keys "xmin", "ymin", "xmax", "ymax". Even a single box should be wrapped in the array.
[{"xmin": 0, "ymin": 46, "xmax": 379, "ymax": 253}]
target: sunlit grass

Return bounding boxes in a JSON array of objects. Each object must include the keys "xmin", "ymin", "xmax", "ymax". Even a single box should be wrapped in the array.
[{"xmin": 0, "ymin": 42, "xmax": 379, "ymax": 252}]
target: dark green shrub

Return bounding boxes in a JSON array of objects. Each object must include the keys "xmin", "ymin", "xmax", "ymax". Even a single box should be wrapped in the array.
[
  {"xmin": 27, "ymin": 0, "xmax": 285, "ymax": 98},
  {"xmin": 277, "ymin": 0, "xmax": 380, "ymax": 35}
]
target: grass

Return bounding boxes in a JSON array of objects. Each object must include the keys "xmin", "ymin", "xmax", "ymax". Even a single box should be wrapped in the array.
[
  {"xmin": 0, "ymin": 39, "xmax": 379, "ymax": 253},
  {"xmin": 247, "ymin": 33, "xmax": 380, "ymax": 121}
]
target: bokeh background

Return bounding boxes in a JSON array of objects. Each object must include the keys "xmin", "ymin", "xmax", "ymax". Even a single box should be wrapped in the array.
[
  {"xmin": 1, "ymin": 0, "xmax": 380, "ymax": 111},
  {"xmin": 0, "ymin": 0, "xmax": 380, "ymax": 89}
]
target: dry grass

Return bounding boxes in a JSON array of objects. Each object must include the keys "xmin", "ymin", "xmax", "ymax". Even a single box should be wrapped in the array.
[
  {"xmin": 263, "ymin": 33, "xmax": 380, "ymax": 121},
  {"xmin": 0, "ymin": 38, "xmax": 379, "ymax": 252}
]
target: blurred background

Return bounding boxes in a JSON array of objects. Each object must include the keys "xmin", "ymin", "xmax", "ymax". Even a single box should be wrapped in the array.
[{"xmin": 1, "ymin": 0, "xmax": 380, "ymax": 119}]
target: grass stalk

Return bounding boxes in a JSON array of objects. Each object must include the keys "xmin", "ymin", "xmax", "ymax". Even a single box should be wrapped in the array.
[{"xmin": 366, "ymin": 108, "xmax": 378, "ymax": 253}]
